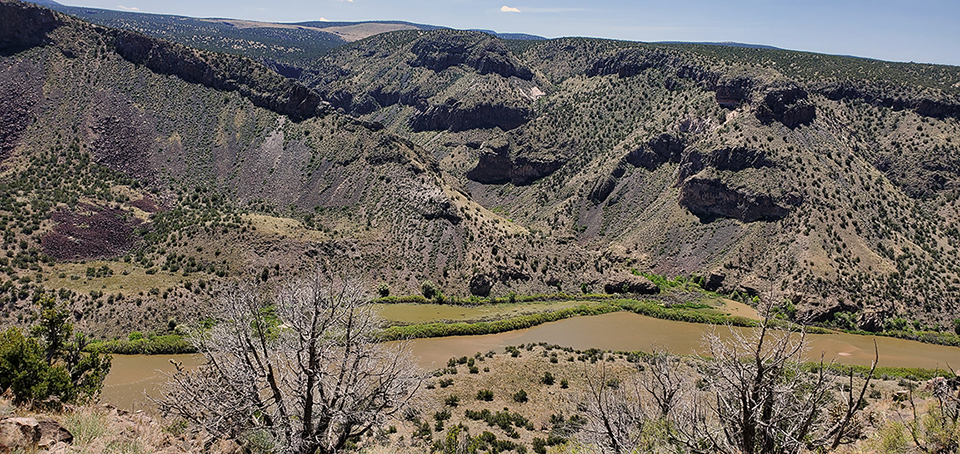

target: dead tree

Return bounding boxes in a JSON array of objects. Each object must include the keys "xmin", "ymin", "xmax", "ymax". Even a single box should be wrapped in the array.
[
  {"xmin": 672, "ymin": 320, "xmax": 876, "ymax": 454},
  {"xmin": 642, "ymin": 346, "xmax": 686, "ymax": 418},
  {"xmin": 580, "ymin": 363, "xmax": 650, "ymax": 454},
  {"xmin": 155, "ymin": 274, "xmax": 424, "ymax": 454}
]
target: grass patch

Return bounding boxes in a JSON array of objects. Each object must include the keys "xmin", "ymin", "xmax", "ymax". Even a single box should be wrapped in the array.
[
  {"xmin": 799, "ymin": 363, "xmax": 955, "ymax": 381},
  {"xmin": 86, "ymin": 334, "xmax": 196, "ymax": 354},
  {"xmin": 377, "ymin": 303, "xmax": 621, "ymax": 341},
  {"xmin": 64, "ymin": 408, "xmax": 111, "ymax": 446}
]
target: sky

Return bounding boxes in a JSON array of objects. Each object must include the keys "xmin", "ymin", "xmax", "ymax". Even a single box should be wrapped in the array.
[{"xmin": 58, "ymin": 0, "xmax": 960, "ymax": 66}]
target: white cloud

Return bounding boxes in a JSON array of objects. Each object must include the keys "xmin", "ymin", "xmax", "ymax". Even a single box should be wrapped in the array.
[
  {"xmin": 318, "ymin": 17, "xmax": 331, "ymax": 22},
  {"xmin": 116, "ymin": 5, "xmax": 139, "ymax": 11},
  {"xmin": 501, "ymin": 5, "xmax": 521, "ymax": 13}
]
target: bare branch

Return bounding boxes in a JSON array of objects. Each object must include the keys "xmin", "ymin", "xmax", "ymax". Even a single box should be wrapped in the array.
[{"xmin": 153, "ymin": 272, "xmax": 425, "ymax": 454}]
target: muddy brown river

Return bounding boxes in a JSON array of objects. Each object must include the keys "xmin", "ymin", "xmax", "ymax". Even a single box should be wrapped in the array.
[{"xmin": 101, "ymin": 312, "xmax": 960, "ymax": 410}]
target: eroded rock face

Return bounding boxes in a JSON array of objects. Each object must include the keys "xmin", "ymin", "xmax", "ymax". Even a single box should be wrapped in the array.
[
  {"xmin": 0, "ymin": 1, "xmax": 61, "ymax": 51},
  {"xmin": 587, "ymin": 165, "xmax": 626, "ymax": 204},
  {"xmin": 587, "ymin": 48, "xmax": 676, "ymax": 78},
  {"xmin": 715, "ymin": 77, "xmax": 754, "ymax": 108},
  {"xmin": 409, "ymin": 101, "xmax": 531, "ymax": 132},
  {"xmin": 624, "ymin": 133, "xmax": 686, "ymax": 170},
  {"xmin": 817, "ymin": 80, "xmax": 960, "ymax": 120},
  {"xmin": 678, "ymin": 177, "xmax": 789, "ymax": 223},
  {"xmin": 675, "ymin": 146, "xmax": 775, "ymax": 185},
  {"xmin": 466, "ymin": 140, "xmax": 564, "ymax": 185},
  {"xmin": 111, "ymin": 30, "xmax": 327, "ymax": 121},
  {"xmin": 703, "ymin": 270, "xmax": 726, "ymax": 292},
  {"xmin": 397, "ymin": 183, "xmax": 462, "ymax": 224},
  {"xmin": 603, "ymin": 274, "xmax": 658, "ymax": 295},
  {"xmin": 755, "ymin": 85, "xmax": 816, "ymax": 128}
]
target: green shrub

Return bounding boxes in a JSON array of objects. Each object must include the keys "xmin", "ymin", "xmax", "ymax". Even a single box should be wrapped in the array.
[
  {"xmin": 512, "ymin": 389, "xmax": 528, "ymax": 403},
  {"xmin": 0, "ymin": 294, "xmax": 111, "ymax": 406},
  {"xmin": 476, "ymin": 389, "xmax": 494, "ymax": 401},
  {"xmin": 541, "ymin": 371, "xmax": 555, "ymax": 385},
  {"xmin": 421, "ymin": 281, "xmax": 438, "ymax": 300}
]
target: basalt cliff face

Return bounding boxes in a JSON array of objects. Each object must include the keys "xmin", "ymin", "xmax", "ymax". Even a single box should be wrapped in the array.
[{"xmin": 3, "ymin": 0, "xmax": 960, "ymax": 334}]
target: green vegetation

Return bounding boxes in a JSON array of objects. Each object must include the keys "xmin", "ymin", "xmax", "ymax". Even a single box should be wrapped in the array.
[
  {"xmin": 378, "ymin": 303, "xmax": 621, "ymax": 341},
  {"xmin": 0, "ymin": 294, "xmax": 110, "ymax": 406},
  {"xmin": 86, "ymin": 334, "xmax": 196, "ymax": 355}
]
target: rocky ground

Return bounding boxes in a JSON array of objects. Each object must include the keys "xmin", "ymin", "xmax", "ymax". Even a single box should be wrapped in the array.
[{"xmin": 2, "ymin": 342, "xmax": 952, "ymax": 453}]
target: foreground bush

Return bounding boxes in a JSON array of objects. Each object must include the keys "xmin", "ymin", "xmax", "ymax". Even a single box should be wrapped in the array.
[{"xmin": 0, "ymin": 294, "xmax": 111, "ymax": 406}]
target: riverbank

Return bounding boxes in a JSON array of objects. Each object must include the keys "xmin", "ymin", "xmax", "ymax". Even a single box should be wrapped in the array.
[{"xmin": 84, "ymin": 292, "xmax": 960, "ymax": 355}]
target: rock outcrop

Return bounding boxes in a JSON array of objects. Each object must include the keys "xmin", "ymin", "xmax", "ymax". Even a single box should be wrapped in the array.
[
  {"xmin": 678, "ymin": 177, "xmax": 790, "ymax": 223},
  {"xmin": 817, "ymin": 80, "xmax": 960, "ymax": 120},
  {"xmin": 714, "ymin": 76, "xmax": 754, "ymax": 108},
  {"xmin": 603, "ymin": 274, "xmax": 658, "ymax": 295},
  {"xmin": 0, "ymin": 1, "xmax": 331, "ymax": 122},
  {"xmin": 469, "ymin": 272, "xmax": 495, "ymax": 297},
  {"xmin": 754, "ymin": 84, "xmax": 816, "ymax": 128},
  {"xmin": 0, "ymin": 0, "xmax": 61, "ymax": 52},
  {"xmin": 409, "ymin": 101, "xmax": 531, "ymax": 132},
  {"xmin": 624, "ymin": 133, "xmax": 686, "ymax": 170},
  {"xmin": 587, "ymin": 165, "xmax": 625, "ymax": 204},
  {"xmin": 466, "ymin": 139, "xmax": 564, "ymax": 185},
  {"xmin": 111, "ymin": 30, "xmax": 329, "ymax": 121},
  {"xmin": 703, "ymin": 270, "xmax": 726, "ymax": 292},
  {"xmin": 587, "ymin": 48, "xmax": 717, "ymax": 87},
  {"xmin": 675, "ymin": 146, "xmax": 775, "ymax": 184}
]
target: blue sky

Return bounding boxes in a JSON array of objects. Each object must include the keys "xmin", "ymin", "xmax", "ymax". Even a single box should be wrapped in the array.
[{"xmin": 59, "ymin": 0, "xmax": 960, "ymax": 66}]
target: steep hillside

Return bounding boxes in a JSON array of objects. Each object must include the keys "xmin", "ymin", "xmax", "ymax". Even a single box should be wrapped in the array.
[
  {"xmin": 0, "ymin": 1, "xmax": 614, "ymax": 338},
  {"xmin": 4, "ymin": 0, "xmax": 960, "ymax": 335},
  {"xmin": 302, "ymin": 30, "xmax": 960, "ymax": 330}
]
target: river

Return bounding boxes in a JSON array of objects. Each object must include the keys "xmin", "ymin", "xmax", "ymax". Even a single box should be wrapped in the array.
[{"xmin": 101, "ymin": 311, "xmax": 960, "ymax": 410}]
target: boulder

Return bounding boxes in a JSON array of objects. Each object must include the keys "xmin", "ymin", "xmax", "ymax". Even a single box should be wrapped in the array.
[
  {"xmin": 603, "ymin": 274, "xmax": 658, "ymax": 295},
  {"xmin": 468, "ymin": 273, "xmax": 494, "ymax": 297},
  {"xmin": 703, "ymin": 271, "xmax": 726, "ymax": 292},
  {"xmin": 37, "ymin": 419, "xmax": 73, "ymax": 449},
  {"xmin": 0, "ymin": 417, "xmax": 40, "ymax": 450}
]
